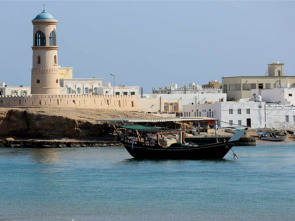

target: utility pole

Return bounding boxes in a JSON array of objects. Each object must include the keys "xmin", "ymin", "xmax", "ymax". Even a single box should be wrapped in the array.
[{"xmin": 110, "ymin": 73, "xmax": 115, "ymax": 95}]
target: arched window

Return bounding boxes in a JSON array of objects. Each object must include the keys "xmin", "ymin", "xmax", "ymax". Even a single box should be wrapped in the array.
[
  {"xmin": 37, "ymin": 55, "xmax": 41, "ymax": 64},
  {"xmin": 77, "ymin": 87, "xmax": 81, "ymax": 94},
  {"xmin": 35, "ymin": 31, "xmax": 46, "ymax": 46},
  {"xmin": 36, "ymin": 79, "xmax": 40, "ymax": 83},
  {"xmin": 54, "ymin": 55, "xmax": 57, "ymax": 65},
  {"xmin": 67, "ymin": 87, "xmax": 72, "ymax": 94},
  {"xmin": 278, "ymin": 70, "xmax": 281, "ymax": 76},
  {"xmin": 56, "ymin": 79, "xmax": 58, "ymax": 83},
  {"xmin": 84, "ymin": 87, "xmax": 89, "ymax": 94},
  {"xmin": 49, "ymin": 31, "xmax": 56, "ymax": 46}
]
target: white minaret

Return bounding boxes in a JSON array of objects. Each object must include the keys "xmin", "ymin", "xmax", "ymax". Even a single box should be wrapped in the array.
[{"xmin": 31, "ymin": 8, "xmax": 60, "ymax": 94}]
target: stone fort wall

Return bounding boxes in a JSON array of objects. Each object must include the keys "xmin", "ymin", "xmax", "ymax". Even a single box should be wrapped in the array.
[{"xmin": 0, "ymin": 94, "xmax": 138, "ymax": 110}]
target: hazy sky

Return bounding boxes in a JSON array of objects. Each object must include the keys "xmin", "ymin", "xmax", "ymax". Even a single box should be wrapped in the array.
[{"xmin": 1, "ymin": 1, "xmax": 295, "ymax": 92}]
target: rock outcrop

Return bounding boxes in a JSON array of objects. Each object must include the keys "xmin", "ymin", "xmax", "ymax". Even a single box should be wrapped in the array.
[
  {"xmin": 0, "ymin": 107, "xmax": 162, "ymax": 139},
  {"xmin": 0, "ymin": 109, "xmax": 114, "ymax": 139}
]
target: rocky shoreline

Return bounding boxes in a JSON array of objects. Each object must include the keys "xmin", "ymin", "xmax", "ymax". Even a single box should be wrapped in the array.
[{"xmin": 0, "ymin": 138, "xmax": 123, "ymax": 148}]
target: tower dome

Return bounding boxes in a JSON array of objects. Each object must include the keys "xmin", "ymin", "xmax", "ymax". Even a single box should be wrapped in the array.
[{"xmin": 33, "ymin": 10, "xmax": 56, "ymax": 21}]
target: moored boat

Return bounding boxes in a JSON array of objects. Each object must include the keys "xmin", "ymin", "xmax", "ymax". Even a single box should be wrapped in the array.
[
  {"xmin": 120, "ymin": 125, "xmax": 246, "ymax": 159},
  {"xmin": 256, "ymin": 130, "xmax": 287, "ymax": 142}
]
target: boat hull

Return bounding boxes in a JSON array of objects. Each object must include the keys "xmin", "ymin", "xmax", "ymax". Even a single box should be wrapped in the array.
[
  {"xmin": 260, "ymin": 135, "xmax": 287, "ymax": 141},
  {"xmin": 123, "ymin": 142, "xmax": 234, "ymax": 159}
]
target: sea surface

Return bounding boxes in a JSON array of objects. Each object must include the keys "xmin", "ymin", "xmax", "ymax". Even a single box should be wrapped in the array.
[{"xmin": 0, "ymin": 142, "xmax": 295, "ymax": 221}]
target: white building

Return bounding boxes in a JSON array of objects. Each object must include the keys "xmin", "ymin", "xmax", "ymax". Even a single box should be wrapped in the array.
[
  {"xmin": 60, "ymin": 79, "xmax": 139, "ymax": 97},
  {"xmin": 152, "ymin": 83, "xmax": 222, "ymax": 94},
  {"xmin": 0, "ymin": 82, "xmax": 31, "ymax": 96},
  {"xmin": 60, "ymin": 78, "xmax": 103, "ymax": 95},
  {"xmin": 183, "ymin": 92, "xmax": 295, "ymax": 129},
  {"xmin": 138, "ymin": 91, "xmax": 226, "ymax": 114},
  {"xmin": 98, "ymin": 82, "xmax": 139, "ymax": 97},
  {"xmin": 251, "ymin": 87, "xmax": 295, "ymax": 106},
  {"xmin": 183, "ymin": 101, "xmax": 264, "ymax": 128}
]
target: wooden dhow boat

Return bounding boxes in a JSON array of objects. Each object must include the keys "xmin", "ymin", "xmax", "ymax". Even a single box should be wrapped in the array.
[{"xmin": 120, "ymin": 125, "xmax": 246, "ymax": 160}]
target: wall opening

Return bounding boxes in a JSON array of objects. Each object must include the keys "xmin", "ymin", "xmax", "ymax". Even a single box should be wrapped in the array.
[
  {"xmin": 49, "ymin": 31, "xmax": 56, "ymax": 46},
  {"xmin": 35, "ymin": 31, "xmax": 46, "ymax": 46}
]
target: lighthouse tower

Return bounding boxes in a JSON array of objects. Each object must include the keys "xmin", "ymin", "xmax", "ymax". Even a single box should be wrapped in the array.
[{"xmin": 31, "ymin": 9, "xmax": 60, "ymax": 94}]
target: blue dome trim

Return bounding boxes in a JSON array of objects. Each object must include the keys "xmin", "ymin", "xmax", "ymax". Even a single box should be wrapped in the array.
[{"xmin": 33, "ymin": 10, "xmax": 56, "ymax": 21}]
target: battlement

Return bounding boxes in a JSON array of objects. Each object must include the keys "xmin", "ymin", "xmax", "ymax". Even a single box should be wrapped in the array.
[{"xmin": 0, "ymin": 94, "xmax": 137, "ymax": 110}]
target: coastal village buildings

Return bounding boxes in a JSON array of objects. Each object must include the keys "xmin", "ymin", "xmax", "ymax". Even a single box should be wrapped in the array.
[
  {"xmin": 1, "ymin": 8, "xmax": 295, "ymax": 130},
  {"xmin": 137, "ymin": 83, "xmax": 226, "ymax": 114},
  {"xmin": 222, "ymin": 62, "xmax": 295, "ymax": 101},
  {"xmin": 183, "ymin": 87, "xmax": 295, "ymax": 129}
]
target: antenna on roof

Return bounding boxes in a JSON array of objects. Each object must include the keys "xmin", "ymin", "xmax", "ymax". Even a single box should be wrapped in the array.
[{"xmin": 43, "ymin": 4, "xmax": 46, "ymax": 12}]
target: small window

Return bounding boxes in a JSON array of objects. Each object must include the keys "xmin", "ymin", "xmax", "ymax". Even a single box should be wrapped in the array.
[
  {"xmin": 77, "ymin": 88, "xmax": 81, "ymax": 94},
  {"xmin": 115, "ymin": 92, "xmax": 120, "ymax": 95},
  {"xmin": 258, "ymin": 83, "xmax": 263, "ymax": 89},
  {"xmin": 229, "ymin": 109, "xmax": 233, "ymax": 114},
  {"xmin": 56, "ymin": 79, "xmax": 58, "ymax": 83},
  {"xmin": 37, "ymin": 56, "xmax": 41, "ymax": 64},
  {"xmin": 54, "ymin": 55, "xmax": 57, "ymax": 65},
  {"xmin": 286, "ymin": 115, "xmax": 289, "ymax": 122},
  {"xmin": 229, "ymin": 120, "xmax": 233, "ymax": 126},
  {"xmin": 123, "ymin": 92, "xmax": 128, "ymax": 95},
  {"xmin": 131, "ymin": 92, "xmax": 135, "ymax": 95},
  {"xmin": 238, "ymin": 120, "xmax": 242, "ymax": 125},
  {"xmin": 84, "ymin": 87, "xmax": 89, "ymax": 94},
  {"xmin": 289, "ymin": 94, "xmax": 292, "ymax": 97},
  {"xmin": 36, "ymin": 79, "xmax": 40, "ymax": 83},
  {"xmin": 238, "ymin": 109, "xmax": 241, "ymax": 114},
  {"xmin": 246, "ymin": 109, "xmax": 250, "ymax": 114}
]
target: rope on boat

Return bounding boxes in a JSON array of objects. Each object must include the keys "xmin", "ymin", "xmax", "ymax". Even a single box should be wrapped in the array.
[{"xmin": 231, "ymin": 149, "xmax": 239, "ymax": 160}]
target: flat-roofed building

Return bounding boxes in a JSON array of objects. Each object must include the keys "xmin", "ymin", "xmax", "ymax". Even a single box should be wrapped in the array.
[
  {"xmin": 0, "ymin": 82, "xmax": 31, "ymax": 96},
  {"xmin": 222, "ymin": 62, "xmax": 295, "ymax": 101}
]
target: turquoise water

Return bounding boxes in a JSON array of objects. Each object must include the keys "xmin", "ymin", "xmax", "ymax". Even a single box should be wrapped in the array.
[{"xmin": 0, "ymin": 142, "xmax": 295, "ymax": 221}]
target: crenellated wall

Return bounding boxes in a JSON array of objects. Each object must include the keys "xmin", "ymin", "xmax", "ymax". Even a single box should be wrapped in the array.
[{"xmin": 0, "ymin": 94, "xmax": 138, "ymax": 110}]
